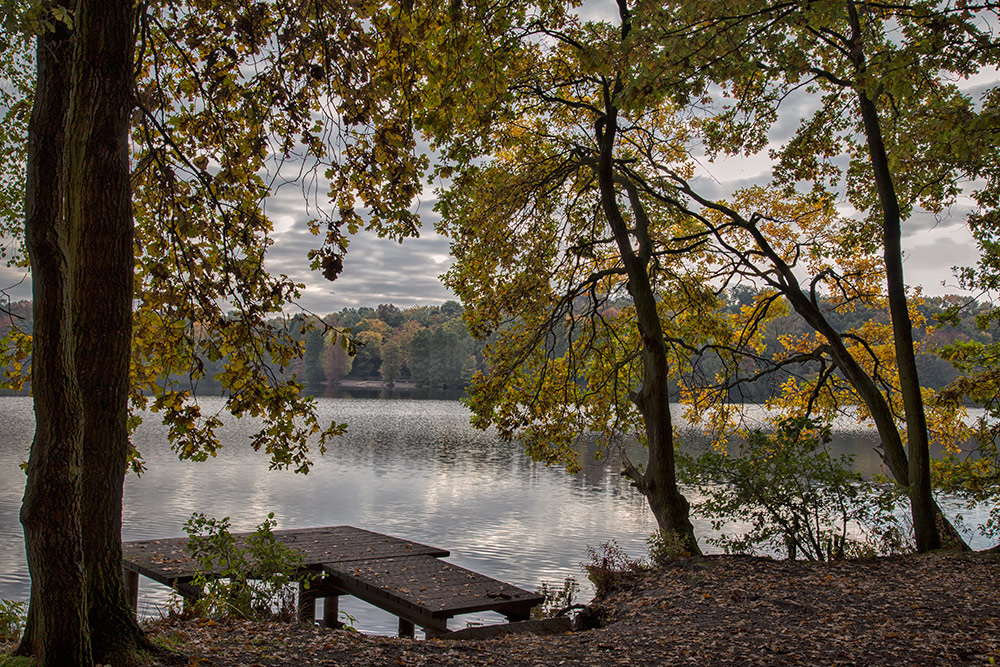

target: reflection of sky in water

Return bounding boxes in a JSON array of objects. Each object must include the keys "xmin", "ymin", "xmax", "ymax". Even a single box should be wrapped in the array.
[{"xmin": 0, "ymin": 395, "xmax": 992, "ymax": 635}]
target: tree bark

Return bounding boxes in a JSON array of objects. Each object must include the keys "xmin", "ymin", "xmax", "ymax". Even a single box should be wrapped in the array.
[
  {"xmin": 16, "ymin": 11, "xmax": 92, "ymax": 666},
  {"xmin": 596, "ymin": 86, "xmax": 701, "ymax": 555},
  {"xmin": 69, "ymin": 0, "xmax": 151, "ymax": 662},
  {"xmin": 846, "ymin": 0, "xmax": 940, "ymax": 551},
  {"xmin": 18, "ymin": 1, "xmax": 149, "ymax": 664}
]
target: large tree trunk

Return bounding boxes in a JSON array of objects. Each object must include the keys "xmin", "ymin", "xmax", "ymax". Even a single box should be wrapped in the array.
[
  {"xmin": 596, "ymin": 84, "xmax": 701, "ymax": 555},
  {"xmin": 857, "ymin": 92, "xmax": 940, "ymax": 552},
  {"xmin": 69, "ymin": 1, "xmax": 150, "ymax": 662},
  {"xmin": 16, "ymin": 13, "xmax": 93, "ymax": 666},
  {"xmin": 18, "ymin": 2, "xmax": 148, "ymax": 664}
]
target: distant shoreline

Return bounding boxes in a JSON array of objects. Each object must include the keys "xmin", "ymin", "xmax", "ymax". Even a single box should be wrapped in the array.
[{"xmin": 330, "ymin": 379, "xmax": 420, "ymax": 390}]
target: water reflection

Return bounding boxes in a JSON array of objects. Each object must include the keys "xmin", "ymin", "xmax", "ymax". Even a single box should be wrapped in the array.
[
  {"xmin": 0, "ymin": 395, "xmax": 990, "ymax": 635},
  {"xmin": 0, "ymin": 396, "xmax": 662, "ymax": 634}
]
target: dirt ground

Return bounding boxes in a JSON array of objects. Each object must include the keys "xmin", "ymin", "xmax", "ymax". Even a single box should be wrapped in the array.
[
  {"xmin": 122, "ymin": 550, "xmax": 1000, "ymax": 666},
  {"xmin": 2, "ymin": 551, "xmax": 996, "ymax": 665}
]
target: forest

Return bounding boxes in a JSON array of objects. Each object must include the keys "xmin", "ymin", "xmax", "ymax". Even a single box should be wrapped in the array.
[{"xmin": 3, "ymin": 292, "xmax": 996, "ymax": 395}]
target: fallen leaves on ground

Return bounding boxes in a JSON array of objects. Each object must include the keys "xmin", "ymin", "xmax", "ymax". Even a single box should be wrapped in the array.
[
  {"xmin": 8, "ymin": 551, "xmax": 999, "ymax": 666},
  {"xmin": 144, "ymin": 551, "xmax": 999, "ymax": 666}
]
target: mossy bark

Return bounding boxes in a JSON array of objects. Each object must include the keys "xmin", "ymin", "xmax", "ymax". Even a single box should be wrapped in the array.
[
  {"xmin": 16, "ymin": 7, "xmax": 91, "ymax": 665},
  {"xmin": 18, "ymin": 1, "xmax": 150, "ymax": 664}
]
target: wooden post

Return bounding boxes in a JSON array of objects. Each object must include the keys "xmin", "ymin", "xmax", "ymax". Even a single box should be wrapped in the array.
[
  {"xmin": 123, "ymin": 567, "xmax": 139, "ymax": 613},
  {"xmin": 502, "ymin": 604, "xmax": 532, "ymax": 622},
  {"xmin": 322, "ymin": 594, "xmax": 341, "ymax": 628},
  {"xmin": 174, "ymin": 580, "xmax": 203, "ymax": 614},
  {"xmin": 299, "ymin": 581, "xmax": 317, "ymax": 624},
  {"xmin": 398, "ymin": 618, "xmax": 415, "ymax": 639}
]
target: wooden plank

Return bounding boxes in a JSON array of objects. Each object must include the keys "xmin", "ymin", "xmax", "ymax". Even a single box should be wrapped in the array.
[
  {"xmin": 322, "ymin": 556, "xmax": 544, "ymax": 621},
  {"xmin": 122, "ymin": 526, "xmax": 448, "ymax": 588},
  {"xmin": 319, "ymin": 563, "xmax": 447, "ymax": 633},
  {"xmin": 441, "ymin": 617, "xmax": 573, "ymax": 640}
]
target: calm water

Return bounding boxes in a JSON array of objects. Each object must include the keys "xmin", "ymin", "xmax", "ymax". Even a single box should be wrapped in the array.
[
  {"xmin": 0, "ymin": 394, "xmax": 987, "ymax": 635},
  {"xmin": 0, "ymin": 395, "xmax": 662, "ymax": 634}
]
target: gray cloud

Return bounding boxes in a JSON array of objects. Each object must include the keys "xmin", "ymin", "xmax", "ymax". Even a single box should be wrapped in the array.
[
  {"xmin": 263, "ymin": 191, "xmax": 456, "ymax": 314},
  {"xmin": 0, "ymin": 190, "xmax": 458, "ymax": 314},
  {"xmin": 901, "ymin": 203, "xmax": 975, "ymax": 238},
  {"xmin": 901, "ymin": 226, "xmax": 980, "ymax": 295},
  {"xmin": 0, "ymin": 264, "xmax": 29, "ymax": 305}
]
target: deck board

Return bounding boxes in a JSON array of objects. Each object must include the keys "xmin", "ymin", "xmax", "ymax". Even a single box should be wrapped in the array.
[
  {"xmin": 122, "ymin": 526, "xmax": 448, "ymax": 586},
  {"xmin": 322, "ymin": 555, "xmax": 545, "ymax": 619}
]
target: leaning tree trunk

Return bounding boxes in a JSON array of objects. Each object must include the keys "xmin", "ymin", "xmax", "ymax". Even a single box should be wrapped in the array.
[
  {"xmin": 595, "ymin": 83, "xmax": 701, "ymax": 555},
  {"xmin": 16, "ymin": 12, "xmax": 92, "ymax": 666},
  {"xmin": 781, "ymin": 284, "xmax": 965, "ymax": 549},
  {"xmin": 846, "ymin": 0, "xmax": 939, "ymax": 551},
  {"xmin": 733, "ymin": 204, "xmax": 964, "ymax": 550},
  {"xmin": 69, "ymin": 0, "xmax": 151, "ymax": 662},
  {"xmin": 857, "ymin": 91, "xmax": 940, "ymax": 552}
]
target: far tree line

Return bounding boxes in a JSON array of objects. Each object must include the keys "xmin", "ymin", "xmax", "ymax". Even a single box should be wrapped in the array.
[
  {"xmin": 296, "ymin": 301, "xmax": 481, "ymax": 390},
  {"xmin": 4, "ymin": 291, "xmax": 994, "ymax": 397}
]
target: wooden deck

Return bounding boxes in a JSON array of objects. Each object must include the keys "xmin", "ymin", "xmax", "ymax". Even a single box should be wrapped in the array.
[
  {"xmin": 122, "ymin": 526, "xmax": 544, "ymax": 638},
  {"xmin": 323, "ymin": 555, "xmax": 542, "ymax": 637}
]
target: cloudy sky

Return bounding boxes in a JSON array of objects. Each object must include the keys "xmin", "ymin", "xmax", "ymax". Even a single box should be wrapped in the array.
[
  {"xmin": 0, "ymin": 7, "xmax": 991, "ymax": 316},
  {"xmin": 0, "ymin": 172, "xmax": 978, "ymax": 318},
  {"xmin": 197, "ymin": 67, "xmax": 993, "ymax": 316}
]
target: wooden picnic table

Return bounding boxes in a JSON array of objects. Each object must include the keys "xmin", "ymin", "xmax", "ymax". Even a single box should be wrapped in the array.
[{"xmin": 122, "ymin": 526, "xmax": 544, "ymax": 638}]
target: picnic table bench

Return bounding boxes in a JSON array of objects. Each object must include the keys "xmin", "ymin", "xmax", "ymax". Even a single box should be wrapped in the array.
[{"xmin": 122, "ymin": 526, "xmax": 544, "ymax": 638}]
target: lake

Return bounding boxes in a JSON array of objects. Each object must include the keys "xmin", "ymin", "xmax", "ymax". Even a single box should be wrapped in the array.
[{"xmin": 0, "ymin": 393, "xmax": 987, "ymax": 635}]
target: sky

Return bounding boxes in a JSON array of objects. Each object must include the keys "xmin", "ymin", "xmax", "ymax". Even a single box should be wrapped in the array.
[
  {"xmin": 0, "ymin": 6, "xmax": 992, "ymax": 316},
  {"xmin": 0, "ymin": 174, "xmax": 980, "ymax": 317}
]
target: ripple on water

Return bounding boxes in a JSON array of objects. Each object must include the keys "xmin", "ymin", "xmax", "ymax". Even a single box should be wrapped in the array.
[{"xmin": 3, "ymin": 395, "xmax": 988, "ymax": 635}]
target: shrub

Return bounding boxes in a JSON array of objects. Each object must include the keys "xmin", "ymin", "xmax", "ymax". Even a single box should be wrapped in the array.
[
  {"xmin": 678, "ymin": 417, "xmax": 907, "ymax": 560},
  {"xmin": 646, "ymin": 529, "xmax": 696, "ymax": 565},
  {"xmin": 583, "ymin": 540, "xmax": 649, "ymax": 593},
  {"xmin": 184, "ymin": 512, "xmax": 312, "ymax": 620},
  {"xmin": 0, "ymin": 599, "xmax": 26, "ymax": 642},
  {"xmin": 531, "ymin": 576, "xmax": 580, "ymax": 619}
]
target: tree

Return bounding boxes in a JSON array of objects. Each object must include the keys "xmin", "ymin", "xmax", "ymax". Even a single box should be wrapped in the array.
[
  {"xmin": 380, "ymin": 338, "xmax": 404, "ymax": 384},
  {"xmin": 15, "ymin": 2, "xmax": 143, "ymax": 664},
  {"xmin": 323, "ymin": 332, "xmax": 354, "ymax": 385},
  {"xmin": 407, "ymin": 327, "xmax": 435, "ymax": 387},
  {"xmin": 376, "ymin": 303, "xmax": 403, "ymax": 328},
  {"xmin": 631, "ymin": 0, "xmax": 1000, "ymax": 551},
  {"xmin": 349, "ymin": 330, "xmax": 383, "ymax": 379},
  {"xmin": 3, "ymin": 0, "xmax": 432, "ymax": 662},
  {"xmin": 423, "ymin": 2, "xmax": 723, "ymax": 549},
  {"xmin": 662, "ymin": 185, "xmax": 971, "ymax": 549},
  {"xmin": 304, "ymin": 327, "xmax": 326, "ymax": 386}
]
